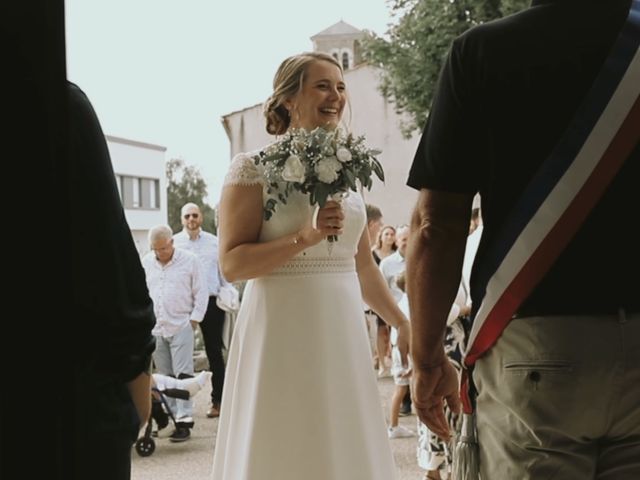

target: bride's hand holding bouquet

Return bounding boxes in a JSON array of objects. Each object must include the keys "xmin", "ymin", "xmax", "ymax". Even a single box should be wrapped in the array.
[{"xmin": 297, "ymin": 199, "xmax": 345, "ymax": 247}]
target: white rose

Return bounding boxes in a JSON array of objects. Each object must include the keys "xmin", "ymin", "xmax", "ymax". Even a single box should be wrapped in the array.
[
  {"xmin": 336, "ymin": 147, "xmax": 352, "ymax": 163},
  {"xmin": 314, "ymin": 156, "xmax": 342, "ymax": 184},
  {"xmin": 282, "ymin": 155, "xmax": 306, "ymax": 183}
]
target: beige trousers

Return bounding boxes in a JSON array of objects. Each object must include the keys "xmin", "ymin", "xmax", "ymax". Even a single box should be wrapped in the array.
[{"xmin": 474, "ymin": 312, "xmax": 640, "ymax": 479}]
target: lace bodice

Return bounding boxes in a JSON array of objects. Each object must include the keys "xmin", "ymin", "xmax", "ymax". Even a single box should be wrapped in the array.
[
  {"xmin": 224, "ymin": 152, "xmax": 366, "ymax": 263},
  {"xmin": 223, "ymin": 153, "xmax": 265, "ymax": 187}
]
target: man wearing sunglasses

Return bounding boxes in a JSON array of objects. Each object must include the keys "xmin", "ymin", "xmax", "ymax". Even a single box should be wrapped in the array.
[{"xmin": 174, "ymin": 203, "xmax": 230, "ymax": 419}]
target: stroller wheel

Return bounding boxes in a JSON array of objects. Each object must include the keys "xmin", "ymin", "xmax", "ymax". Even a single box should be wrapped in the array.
[{"xmin": 135, "ymin": 437, "xmax": 156, "ymax": 457}]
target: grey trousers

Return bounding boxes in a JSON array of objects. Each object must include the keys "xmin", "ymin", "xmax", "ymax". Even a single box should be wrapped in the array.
[
  {"xmin": 474, "ymin": 312, "xmax": 640, "ymax": 479},
  {"xmin": 153, "ymin": 323, "xmax": 195, "ymax": 420}
]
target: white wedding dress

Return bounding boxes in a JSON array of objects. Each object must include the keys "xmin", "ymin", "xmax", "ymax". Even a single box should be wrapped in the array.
[{"xmin": 211, "ymin": 153, "xmax": 396, "ymax": 480}]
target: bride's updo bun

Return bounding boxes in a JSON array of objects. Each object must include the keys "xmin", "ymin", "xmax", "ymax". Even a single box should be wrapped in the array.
[
  {"xmin": 264, "ymin": 52, "xmax": 342, "ymax": 136},
  {"xmin": 264, "ymin": 97, "xmax": 290, "ymax": 136}
]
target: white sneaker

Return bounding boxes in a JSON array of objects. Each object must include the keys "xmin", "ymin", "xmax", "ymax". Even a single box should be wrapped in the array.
[{"xmin": 387, "ymin": 425, "xmax": 415, "ymax": 439}]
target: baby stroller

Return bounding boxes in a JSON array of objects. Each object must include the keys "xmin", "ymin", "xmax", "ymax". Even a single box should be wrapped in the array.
[
  {"xmin": 135, "ymin": 385, "xmax": 194, "ymax": 457},
  {"xmin": 135, "ymin": 370, "xmax": 216, "ymax": 457}
]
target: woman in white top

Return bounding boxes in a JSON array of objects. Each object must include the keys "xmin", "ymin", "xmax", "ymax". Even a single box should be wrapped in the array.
[{"xmin": 372, "ymin": 224, "xmax": 397, "ymax": 264}]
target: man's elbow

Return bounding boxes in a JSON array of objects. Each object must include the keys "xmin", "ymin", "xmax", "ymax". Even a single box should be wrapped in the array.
[
  {"xmin": 412, "ymin": 190, "xmax": 471, "ymax": 240},
  {"xmin": 417, "ymin": 218, "xmax": 462, "ymax": 242}
]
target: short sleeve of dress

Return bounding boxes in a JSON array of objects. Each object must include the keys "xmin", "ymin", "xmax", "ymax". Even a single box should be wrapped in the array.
[{"xmin": 223, "ymin": 153, "xmax": 264, "ymax": 187}]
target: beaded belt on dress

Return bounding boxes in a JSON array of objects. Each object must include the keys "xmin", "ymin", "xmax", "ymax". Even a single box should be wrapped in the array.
[{"xmin": 268, "ymin": 257, "xmax": 356, "ymax": 276}]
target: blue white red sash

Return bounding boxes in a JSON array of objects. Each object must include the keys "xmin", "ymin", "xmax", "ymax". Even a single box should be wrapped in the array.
[{"xmin": 464, "ymin": 1, "xmax": 640, "ymax": 377}]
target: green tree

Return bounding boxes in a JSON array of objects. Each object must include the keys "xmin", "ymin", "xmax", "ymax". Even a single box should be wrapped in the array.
[
  {"xmin": 166, "ymin": 158, "xmax": 217, "ymax": 234},
  {"xmin": 361, "ymin": 0, "xmax": 529, "ymax": 137}
]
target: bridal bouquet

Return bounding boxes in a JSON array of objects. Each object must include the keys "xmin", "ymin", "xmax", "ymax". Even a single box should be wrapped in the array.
[{"xmin": 253, "ymin": 127, "xmax": 384, "ymax": 231}]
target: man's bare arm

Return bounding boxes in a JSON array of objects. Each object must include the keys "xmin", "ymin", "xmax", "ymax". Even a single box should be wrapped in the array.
[{"xmin": 406, "ymin": 188, "xmax": 473, "ymax": 439}]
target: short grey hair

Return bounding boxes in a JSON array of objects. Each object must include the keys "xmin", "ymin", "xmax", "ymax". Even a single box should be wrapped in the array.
[
  {"xmin": 396, "ymin": 224, "xmax": 410, "ymax": 237},
  {"xmin": 148, "ymin": 225, "xmax": 173, "ymax": 246},
  {"xmin": 180, "ymin": 202, "xmax": 200, "ymax": 216}
]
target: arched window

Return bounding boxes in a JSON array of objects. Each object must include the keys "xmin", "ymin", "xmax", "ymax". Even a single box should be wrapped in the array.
[
  {"xmin": 332, "ymin": 52, "xmax": 339, "ymax": 61},
  {"xmin": 342, "ymin": 52, "xmax": 349, "ymax": 70}
]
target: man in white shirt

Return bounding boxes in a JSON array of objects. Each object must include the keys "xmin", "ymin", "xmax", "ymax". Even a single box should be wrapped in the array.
[
  {"xmin": 142, "ymin": 224, "xmax": 207, "ymax": 442},
  {"xmin": 173, "ymin": 203, "xmax": 229, "ymax": 419}
]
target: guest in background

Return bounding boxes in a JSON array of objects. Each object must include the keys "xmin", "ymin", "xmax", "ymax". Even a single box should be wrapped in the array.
[
  {"xmin": 142, "ymin": 225, "xmax": 207, "ymax": 442},
  {"xmin": 173, "ymin": 202, "xmax": 231, "ymax": 419}
]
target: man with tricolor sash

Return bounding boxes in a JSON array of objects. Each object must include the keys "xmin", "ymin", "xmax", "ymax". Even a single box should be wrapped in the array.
[{"xmin": 406, "ymin": 0, "xmax": 639, "ymax": 478}]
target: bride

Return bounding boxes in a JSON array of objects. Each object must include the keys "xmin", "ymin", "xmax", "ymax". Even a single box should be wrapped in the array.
[{"xmin": 212, "ymin": 51, "xmax": 410, "ymax": 480}]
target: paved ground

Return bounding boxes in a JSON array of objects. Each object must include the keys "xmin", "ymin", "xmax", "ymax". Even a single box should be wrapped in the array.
[{"xmin": 132, "ymin": 374, "xmax": 425, "ymax": 480}]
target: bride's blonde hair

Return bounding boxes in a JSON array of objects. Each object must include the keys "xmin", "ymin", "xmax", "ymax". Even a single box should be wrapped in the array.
[{"xmin": 264, "ymin": 52, "xmax": 344, "ymax": 136}]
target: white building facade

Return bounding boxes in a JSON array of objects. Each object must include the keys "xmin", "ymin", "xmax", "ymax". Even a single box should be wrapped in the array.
[
  {"xmin": 107, "ymin": 135, "xmax": 167, "ymax": 255},
  {"xmin": 221, "ymin": 21, "xmax": 419, "ymax": 227}
]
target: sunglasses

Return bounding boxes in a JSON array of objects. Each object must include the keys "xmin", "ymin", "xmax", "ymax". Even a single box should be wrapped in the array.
[{"xmin": 184, "ymin": 213, "xmax": 199, "ymax": 219}]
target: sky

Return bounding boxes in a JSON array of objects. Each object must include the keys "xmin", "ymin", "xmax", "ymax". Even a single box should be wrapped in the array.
[{"xmin": 65, "ymin": 0, "xmax": 395, "ymax": 205}]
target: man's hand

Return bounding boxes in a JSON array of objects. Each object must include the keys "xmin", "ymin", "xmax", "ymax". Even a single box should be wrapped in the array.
[
  {"xmin": 412, "ymin": 360, "xmax": 461, "ymax": 441},
  {"xmin": 190, "ymin": 320, "xmax": 199, "ymax": 330}
]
